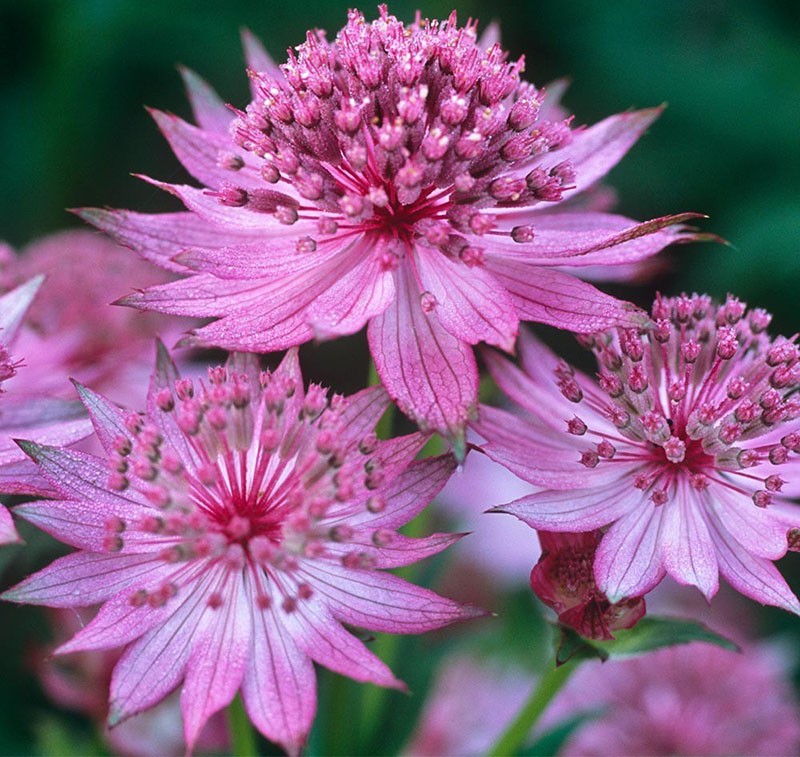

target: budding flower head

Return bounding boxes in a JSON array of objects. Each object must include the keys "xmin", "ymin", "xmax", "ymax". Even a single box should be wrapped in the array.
[
  {"xmin": 4, "ymin": 345, "xmax": 480, "ymax": 754},
  {"xmin": 89, "ymin": 6, "xmax": 701, "ymax": 452},
  {"xmin": 476, "ymin": 295, "xmax": 800, "ymax": 614},
  {"xmin": 530, "ymin": 531, "xmax": 645, "ymax": 640}
]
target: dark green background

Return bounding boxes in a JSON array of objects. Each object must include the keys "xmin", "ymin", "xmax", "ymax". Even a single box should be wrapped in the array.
[{"xmin": 1, "ymin": 1, "xmax": 799, "ymax": 754}]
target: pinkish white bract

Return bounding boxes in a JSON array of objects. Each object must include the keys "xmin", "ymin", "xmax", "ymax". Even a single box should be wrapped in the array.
[
  {"xmin": 476, "ymin": 295, "xmax": 800, "ymax": 612},
  {"xmin": 0, "ymin": 276, "xmax": 93, "ymax": 540},
  {"xmin": 3, "ymin": 346, "xmax": 479, "ymax": 753},
  {"xmin": 82, "ymin": 7, "xmax": 700, "ymax": 454}
]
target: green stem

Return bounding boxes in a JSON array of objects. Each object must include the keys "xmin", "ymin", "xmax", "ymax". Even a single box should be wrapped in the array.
[
  {"xmin": 488, "ymin": 659, "xmax": 578, "ymax": 756},
  {"xmin": 228, "ymin": 694, "xmax": 258, "ymax": 757}
]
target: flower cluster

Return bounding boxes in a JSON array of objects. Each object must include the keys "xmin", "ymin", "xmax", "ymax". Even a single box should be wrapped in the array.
[{"xmin": 0, "ymin": 6, "xmax": 797, "ymax": 756}]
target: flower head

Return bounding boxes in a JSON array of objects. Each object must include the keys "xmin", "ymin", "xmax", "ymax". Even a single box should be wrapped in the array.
[
  {"xmin": 478, "ymin": 295, "xmax": 800, "ymax": 612},
  {"xmin": 84, "ymin": 7, "xmax": 700, "ymax": 453},
  {"xmin": 530, "ymin": 530, "xmax": 645, "ymax": 639},
  {"xmin": 3, "ymin": 345, "xmax": 478, "ymax": 753}
]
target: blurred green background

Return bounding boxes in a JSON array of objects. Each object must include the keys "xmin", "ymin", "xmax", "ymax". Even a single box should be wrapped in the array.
[{"xmin": 0, "ymin": 0, "xmax": 799, "ymax": 754}]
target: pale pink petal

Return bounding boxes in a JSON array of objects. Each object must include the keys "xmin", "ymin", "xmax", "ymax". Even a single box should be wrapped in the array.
[
  {"xmin": 345, "ymin": 455, "xmax": 457, "ymax": 530},
  {"xmin": 178, "ymin": 65, "xmax": 232, "ymax": 134},
  {"xmin": 306, "ymin": 242, "xmax": 396, "ymax": 339},
  {"xmin": 300, "ymin": 560, "xmax": 483, "ymax": 633},
  {"xmin": 368, "ymin": 265, "xmax": 478, "ymax": 453},
  {"xmin": 15, "ymin": 498, "xmax": 152, "ymax": 551},
  {"xmin": 241, "ymin": 569, "xmax": 316, "ymax": 757},
  {"xmin": 481, "ymin": 342, "xmax": 570, "ymax": 431},
  {"xmin": 485, "ymin": 260, "xmax": 645, "ymax": 332},
  {"xmin": 537, "ymin": 108, "xmax": 662, "ymax": 200},
  {"xmin": 325, "ymin": 531, "xmax": 464, "ymax": 569},
  {"xmin": 109, "ymin": 570, "xmax": 220, "ymax": 724},
  {"xmin": 181, "ymin": 573, "xmax": 252, "ymax": 750},
  {"xmin": 149, "ymin": 109, "xmax": 263, "ymax": 190},
  {"xmin": 137, "ymin": 179, "xmax": 306, "ymax": 233},
  {"xmin": 703, "ymin": 509, "xmax": 800, "ymax": 614},
  {"xmin": 0, "ymin": 505, "xmax": 20, "ymax": 544},
  {"xmin": 15, "ymin": 442, "xmax": 140, "ymax": 508},
  {"xmin": 495, "ymin": 477, "xmax": 639, "ymax": 531},
  {"xmin": 76, "ymin": 208, "xmax": 260, "ymax": 273},
  {"xmin": 595, "ymin": 503, "xmax": 667, "ymax": 602},
  {"xmin": 334, "ymin": 385, "xmax": 391, "ymax": 443},
  {"xmin": 73, "ymin": 381, "xmax": 131, "ymax": 454},
  {"xmin": 2, "ymin": 551, "xmax": 167, "ymax": 608},
  {"xmin": 475, "ymin": 406, "xmax": 621, "ymax": 489},
  {"xmin": 0, "ymin": 275, "xmax": 42, "ymax": 340},
  {"xmin": 659, "ymin": 484, "xmax": 719, "ymax": 600},
  {"xmin": 241, "ymin": 28, "xmax": 282, "ymax": 80},
  {"xmin": 173, "ymin": 234, "xmax": 346, "ymax": 280},
  {"xmin": 284, "ymin": 596, "xmax": 403, "ymax": 689},
  {"xmin": 707, "ymin": 483, "xmax": 789, "ymax": 560},
  {"xmin": 414, "ymin": 248, "xmax": 518, "ymax": 350},
  {"xmin": 488, "ymin": 212, "xmax": 699, "ymax": 266}
]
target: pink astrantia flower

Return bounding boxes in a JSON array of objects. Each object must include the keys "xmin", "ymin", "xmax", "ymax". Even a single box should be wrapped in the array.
[
  {"xmin": 0, "ymin": 277, "xmax": 93, "ymax": 540},
  {"xmin": 530, "ymin": 530, "xmax": 645, "ymax": 639},
  {"xmin": 82, "ymin": 7, "xmax": 700, "ymax": 453},
  {"xmin": 476, "ymin": 295, "xmax": 800, "ymax": 612},
  {"xmin": 3, "ymin": 345, "xmax": 479, "ymax": 754}
]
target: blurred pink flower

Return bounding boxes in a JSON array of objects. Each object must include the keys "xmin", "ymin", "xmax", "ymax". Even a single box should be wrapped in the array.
[
  {"xmin": 478, "ymin": 295, "xmax": 800, "ymax": 612},
  {"xmin": 409, "ymin": 642, "xmax": 800, "ymax": 756},
  {"xmin": 83, "ymin": 8, "xmax": 700, "ymax": 452},
  {"xmin": 557, "ymin": 643, "xmax": 800, "ymax": 756},
  {"xmin": 435, "ymin": 443, "xmax": 540, "ymax": 590},
  {"xmin": 4, "ymin": 347, "xmax": 479, "ymax": 754},
  {"xmin": 531, "ymin": 530, "xmax": 645, "ymax": 639},
  {"xmin": 1, "ymin": 230, "xmax": 191, "ymax": 405},
  {"xmin": 0, "ymin": 276, "xmax": 93, "ymax": 539}
]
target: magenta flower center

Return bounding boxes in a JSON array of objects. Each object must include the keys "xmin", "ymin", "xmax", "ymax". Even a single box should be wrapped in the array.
[
  {"xmin": 220, "ymin": 8, "xmax": 574, "ymax": 267},
  {"xmin": 102, "ymin": 364, "xmax": 394, "ymax": 611}
]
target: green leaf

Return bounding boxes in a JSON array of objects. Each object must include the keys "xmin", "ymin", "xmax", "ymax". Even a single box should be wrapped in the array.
[
  {"xmin": 555, "ymin": 616, "xmax": 739, "ymax": 666},
  {"xmin": 520, "ymin": 710, "xmax": 603, "ymax": 756}
]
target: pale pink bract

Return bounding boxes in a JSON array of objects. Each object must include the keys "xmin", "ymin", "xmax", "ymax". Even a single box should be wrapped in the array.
[
  {"xmin": 477, "ymin": 296, "xmax": 800, "ymax": 612},
  {"xmin": 83, "ymin": 7, "xmax": 700, "ymax": 453},
  {"xmin": 3, "ymin": 346, "xmax": 478, "ymax": 754}
]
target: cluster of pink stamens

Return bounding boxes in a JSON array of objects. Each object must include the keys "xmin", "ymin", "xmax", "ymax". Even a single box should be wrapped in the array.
[
  {"xmin": 558, "ymin": 294, "xmax": 800, "ymax": 508},
  {"xmin": 0, "ymin": 342, "xmax": 21, "ymax": 387},
  {"xmin": 216, "ymin": 7, "xmax": 573, "ymax": 270},
  {"xmin": 101, "ymin": 361, "xmax": 400, "ymax": 613}
]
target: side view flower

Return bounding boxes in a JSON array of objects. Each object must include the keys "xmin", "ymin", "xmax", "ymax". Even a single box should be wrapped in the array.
[
  {"xmin": 477, "ymin": 295, "xmax": 800, "ymax": 612},
  {"xmin": 2, "ymin": 345, "xmax": 479, "ymax": 754},
  {"xmin": 82, "ymin": 6, "xmax": 701, "ymax": 454},
  {"xmin": 0, "ymin": 276, "xmax": 93, "ymax": 540}
]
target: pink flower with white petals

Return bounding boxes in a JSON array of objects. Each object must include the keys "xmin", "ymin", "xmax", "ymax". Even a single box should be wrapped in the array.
[
  {"xmin": 476, "ymin": 295, "xmax": 800, "ymax": 613},
  {"xmin": 3, "ymin": 345, "xmax": 479, "ymax": 754},
  {"xmin": 0, "ymin": 276, "xmax": 93, "ymax": 540},
  {"xmin": 82, "ymin": 7, "xmax": 701, "ymax": 453}
]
